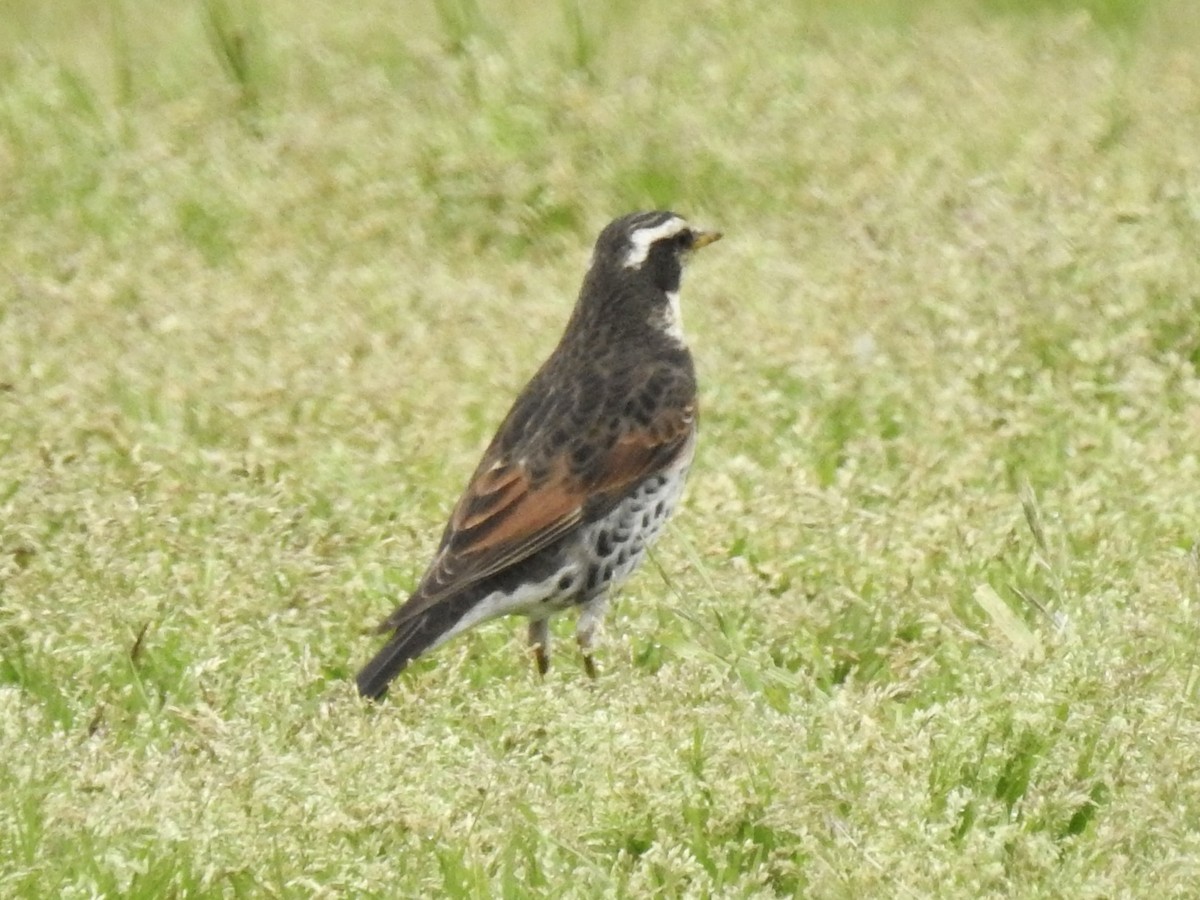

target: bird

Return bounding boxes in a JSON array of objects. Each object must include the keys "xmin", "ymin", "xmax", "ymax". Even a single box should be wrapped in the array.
[{"xmin": 355, "ymin": 211, "xmax": 721, "ymax": 700}]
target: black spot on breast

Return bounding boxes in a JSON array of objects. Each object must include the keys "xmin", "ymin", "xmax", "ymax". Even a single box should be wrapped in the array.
[
  {"xmin": 597, "ymin": 532, "xmax": 613, "ymax": 557},
  {"xmin": 655, "ymin": 500, "xmax": 665, "ymax": 518},
  {"xmin": 586, "ymin": 563, "xmax": 601, "ymax": 591},
  {"xmin": 641, "ymin": 512, "xmax": 652, "ymax": 530},
  {"xmin": 558, "ymin": 574, "xmax": 574, "ymax": 592},
  {"xmin": 616, "ymin": 547, "xmax": 629, "ymax": 566}
]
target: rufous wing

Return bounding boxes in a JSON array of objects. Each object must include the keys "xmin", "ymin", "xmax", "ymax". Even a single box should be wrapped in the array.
[{"xmin": 378, "ymin": 402, "xmax": 695, "ymax": 632}]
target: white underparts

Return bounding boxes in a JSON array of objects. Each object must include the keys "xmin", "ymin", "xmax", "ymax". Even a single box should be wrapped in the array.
[
  {"xmin": 623, "ymin": 216, "xmax": 688, "ymax": 269},
  {"xmin": 433, "ymin": 569, "xmax": 571, "ymax": 651}
]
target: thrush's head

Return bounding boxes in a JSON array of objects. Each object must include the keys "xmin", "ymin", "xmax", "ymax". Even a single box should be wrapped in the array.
[{"xmin": 575, "ymin": 211, "xmax": 721, "ymax": 344}]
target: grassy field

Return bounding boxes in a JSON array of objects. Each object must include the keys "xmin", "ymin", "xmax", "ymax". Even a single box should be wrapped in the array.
[{"xmin": 3, "ymin": 0, "xmax": 1200, "ymax": 895}]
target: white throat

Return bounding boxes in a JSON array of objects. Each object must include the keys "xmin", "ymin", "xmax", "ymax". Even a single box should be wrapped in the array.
[{"xmin": 660, "ymin": 290, "xmax": 685, "ymax": 344}]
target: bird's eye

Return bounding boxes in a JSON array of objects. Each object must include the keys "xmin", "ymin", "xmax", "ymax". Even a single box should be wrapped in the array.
[{"xmin": 675, "ymin": 230, "xmax": 695, "ymax": 250}]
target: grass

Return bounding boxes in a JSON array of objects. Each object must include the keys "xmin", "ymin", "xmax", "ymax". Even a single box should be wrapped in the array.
[{"xmin": 2, "ymin": 0, "xmax": 1200, "ymax": 895}]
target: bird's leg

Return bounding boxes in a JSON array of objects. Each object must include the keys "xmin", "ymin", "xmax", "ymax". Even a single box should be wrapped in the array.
[
  {"xmin": 527, "ymin": 618, "xmax": 550, "ymax": 677},
  {"xmin": 575, "ymin": 595, "xmax": 610, "ymax": 680}
]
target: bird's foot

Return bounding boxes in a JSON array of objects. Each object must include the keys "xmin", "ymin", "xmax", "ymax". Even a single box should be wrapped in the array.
[{"xmin": 528, "ymin": 619, "xmax": 551, "ymax": 678}]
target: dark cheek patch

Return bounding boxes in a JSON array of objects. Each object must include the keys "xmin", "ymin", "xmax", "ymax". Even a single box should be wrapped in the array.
[{"xmin": 647, "ymin": 245, "xmax": 682, "ymax": 293}]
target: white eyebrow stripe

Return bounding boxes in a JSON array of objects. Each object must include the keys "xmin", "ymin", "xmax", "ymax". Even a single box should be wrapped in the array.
[{"xmin": 623, "ymin": 216, "xmax": 688, "ymax": 269}]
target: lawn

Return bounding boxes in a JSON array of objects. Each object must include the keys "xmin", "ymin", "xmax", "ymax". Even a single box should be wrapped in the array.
[{"xmin": 2, "ymin": 0, "xmax": 1200, "ymax": 896}]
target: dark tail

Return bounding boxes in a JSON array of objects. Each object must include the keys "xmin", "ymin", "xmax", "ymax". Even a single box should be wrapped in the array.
[
  {"xmin": 355, "ymin": 596, "xmax": 477, "ymax": 700},
  {"xmin": 355, "ymin": 613, "xmax": 441, "ymax": 700}
]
